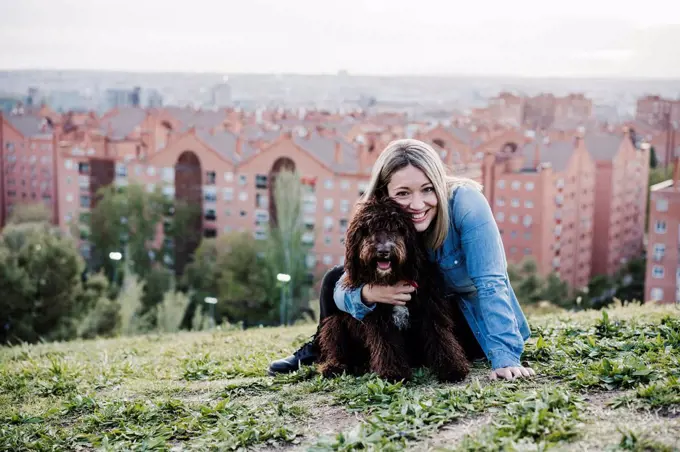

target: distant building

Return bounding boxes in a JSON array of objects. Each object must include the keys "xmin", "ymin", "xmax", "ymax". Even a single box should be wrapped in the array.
[
  {"xmin": 645, "ymin": 155, "xmax": 680, "ymax": 303},
  {"xmin": 211, "ymin": 81, "xmax": 232, "ymax": 108},
  {"xmin": 480, "ymin": 133, "xmax": 596, "ymax": 290}
]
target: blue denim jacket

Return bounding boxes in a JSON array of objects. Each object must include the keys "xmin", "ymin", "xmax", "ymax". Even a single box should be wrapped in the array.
[{"xmin": 333, "ymin": 184, "xmax": 531, "ymax": 370}]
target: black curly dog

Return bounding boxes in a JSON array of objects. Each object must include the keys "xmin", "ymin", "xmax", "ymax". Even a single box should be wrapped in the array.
[{"xmin": 316, "ymin": 197, "xmax": 474, "ymax": 382}]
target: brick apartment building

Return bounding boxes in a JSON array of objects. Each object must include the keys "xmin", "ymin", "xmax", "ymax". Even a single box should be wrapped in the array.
[
  {"xmin": 483, "ymin": 93, "xmax": 593, "ymax": 130},
  {"xmin": 645, "ymin": 156, "xmax": 680, "ymax": 303},
  {"xmin": 479, "ymin": 127, "xmax": 649, "ymax": 288},
  {"xmin": 588, "ymin": 130, "xmax": 650, "ymax": 277},
  {"xmin": 480, "ymin": 133, "xmax": 596, "ymax": 290}
]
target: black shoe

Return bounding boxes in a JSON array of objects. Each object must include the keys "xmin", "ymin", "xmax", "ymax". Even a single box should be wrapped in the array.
[{"xmin": 268, "ymin": 335, "xmax": 318, "ymax": 375}]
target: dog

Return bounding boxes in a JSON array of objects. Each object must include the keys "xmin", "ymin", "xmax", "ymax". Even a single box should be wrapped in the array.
[{"xmin": 316, "ymin": 197, "xmax": 471, "ymax": 383}]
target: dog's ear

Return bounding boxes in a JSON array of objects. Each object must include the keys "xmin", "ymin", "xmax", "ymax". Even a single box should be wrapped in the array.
[{"xmin": 342, "ymin": 206, "xmax": 365, "ymax": 289}]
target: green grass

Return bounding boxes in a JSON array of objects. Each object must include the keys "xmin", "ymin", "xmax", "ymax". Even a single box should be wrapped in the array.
[{"xmin": 1, "ymin": 302, "xmax": 680, "ymax": 451}]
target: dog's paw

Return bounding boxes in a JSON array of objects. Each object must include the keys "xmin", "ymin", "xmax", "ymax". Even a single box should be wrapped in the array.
[
  {"xmin": 376, "ymin": 366, "xmax": 412, "ymax": 383},
  {"xmin": 434, "ymin": 362, "xmax": 470, "ymax": 383},
  {"xmin": 319, "ymin": 362, "xmax": 348, "ymax": 378}
]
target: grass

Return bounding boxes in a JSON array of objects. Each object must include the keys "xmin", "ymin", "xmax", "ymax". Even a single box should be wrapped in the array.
[{"xmin": 1, "ymin": 302, "xmax": 679, "ymax": 451}]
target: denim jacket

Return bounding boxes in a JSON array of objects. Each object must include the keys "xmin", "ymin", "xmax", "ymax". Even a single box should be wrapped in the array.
[{"xmin": 333, "ymin": 184, "xmax": 531, "ymax": 370}]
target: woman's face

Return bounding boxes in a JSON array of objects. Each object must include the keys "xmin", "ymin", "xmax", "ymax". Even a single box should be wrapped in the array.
[{"xmin": 386, "ymin": 164, "xmax": 438, "ymax": 232}]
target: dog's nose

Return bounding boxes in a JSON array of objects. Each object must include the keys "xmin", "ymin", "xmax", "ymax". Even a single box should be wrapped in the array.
[{"xmin": 377, "ymin": 249, "xmax": 390, "ymax": 259}]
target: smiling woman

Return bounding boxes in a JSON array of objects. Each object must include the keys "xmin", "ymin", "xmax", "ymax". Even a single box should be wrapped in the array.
[{"xmin": 269, "ymin": 139, "xmax": 535, "ymax": 382}]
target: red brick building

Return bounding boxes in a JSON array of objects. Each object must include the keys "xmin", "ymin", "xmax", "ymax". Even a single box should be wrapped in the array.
[{"xmin": 645, "ymin": 155, "xmax": 680, "ymax": 303}]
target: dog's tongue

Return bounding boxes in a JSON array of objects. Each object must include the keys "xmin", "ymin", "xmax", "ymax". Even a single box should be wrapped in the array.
[{"xmin": 377, "ymin": 260, "xmax": 391, "ymax": 270}]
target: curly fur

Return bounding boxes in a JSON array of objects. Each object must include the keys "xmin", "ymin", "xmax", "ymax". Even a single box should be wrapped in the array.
[{"xmin": 317, "ymin": 197, "xmax": 472, "ymax": 383}]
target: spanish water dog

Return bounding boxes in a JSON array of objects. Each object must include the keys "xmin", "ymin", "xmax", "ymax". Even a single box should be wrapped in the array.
[{"xmin": 316, "ymin": 197, "xmax": 471, "ymax": 382}]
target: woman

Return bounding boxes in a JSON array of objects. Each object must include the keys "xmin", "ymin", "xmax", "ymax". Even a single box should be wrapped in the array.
[{"xmin": 269, "ymin": 139, "xmax": 535, "ymax": 381}]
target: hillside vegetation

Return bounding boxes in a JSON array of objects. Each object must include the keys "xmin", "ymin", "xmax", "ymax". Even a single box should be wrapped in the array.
[{"xmin": 1, "ymin": 302, "xmax": 679, "ymax": 451}]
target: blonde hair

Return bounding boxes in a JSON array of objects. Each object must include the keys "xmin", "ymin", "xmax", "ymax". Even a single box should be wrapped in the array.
[{"xmin": 359, "ymin": 138, "xmax": 482, "ymax": 250}]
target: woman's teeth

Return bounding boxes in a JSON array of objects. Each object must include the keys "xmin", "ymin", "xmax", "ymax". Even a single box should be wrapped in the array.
[{"xmin": 412, "ymin": 211, "xmax": 427, "ymax": 220}]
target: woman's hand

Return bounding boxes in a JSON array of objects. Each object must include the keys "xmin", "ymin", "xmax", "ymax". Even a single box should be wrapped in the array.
[
  {"xmin": 361, "ymin": 281, "xmax": 416, "ymax": 306},
  {"xmin": 489, "ymin": 366, "xmax": 536, "ymax": 381}
]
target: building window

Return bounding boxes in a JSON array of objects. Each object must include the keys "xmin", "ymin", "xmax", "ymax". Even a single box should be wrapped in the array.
[
  {"xmin": 162, "ymin": 167, "xmax": 174, "ymax": 182},
  {"xmin": 254, "ymin": 230, "xmax": 267, "ymax": 241},
  {"xmin": 147, "ymin": 166, "xmax": 156, "ymax": 176},
  {"xmin": 497, "ymin": 180, "xmax": 506, "ymax": 189},
  {"xmin": 524, "ymin": 248, "xmax": 531, "ymax": 255},
  {"xmin": 653, "ymin": 243, "xmax": 666, "ymax": 260},
  {"xmin": 511, "ymin": 181, "xmax": 520, "ymax": 190},
  {"xmin": 206, "ymin": 171, "xmax": 216, "ymax": 185},
  {"xmin": 324, "ymin": 216, "xmax": 333, "ymax": 232},
  {"xmin": 496, "ymin": 197, "xmax": 505, "ymax": 207},
  {"xmin": 652, "ymin": 265, "xmax": 665, "ymax": 279},
  {"xmin": 524, "ymin": 232, "xmax": 532, "ymax": 240},
  {"xmin": 340, "ymin": 199, "xmax": 350, "ymax": 213},
  {"xmin": 204, "ymin": 228, "xmax": 217, "ymax": 238},
  {"xmin": 80, "ymin": 194, "xmax": 90, "ymax": 208},
  {"xmin": 525, "ymin": 182, "xmax": 535, "ymax": 191},
  {"xmin": 656, "ymin": 199, "xmax": 669, "ymax": 212},
  {"xmin": 650, "ymin": 288, "xmax": 663, "ymax": 301},
  {"xmin": 339, "ymin": 219, "xmax": 348, "ymax": 233},
  {"xmin": 323, "ymin": 255, "xmax": 333, "ymax": 265},
  {"xmin": 324, "ymin": 198, "xmax": 334, "ymax": 212},
  {"xmin": 239, "ymin": 174, "xmax": 247, "ymax": 186},
  {"xmin": 223, "ymin": 187, "xmax": 234, "ymax": 201},
  {"xmin": 78, "ymin": 162, "xmax": 89, "ymax": 175},
  {"xmin": 324, "ymin": 179, "xmax": 334, "ymax": 190},
  {"xmin": 510, "ymin": 214, "xmax": 518, "ymax": 224},
  {"xmin": 324, "ymin": 236, "xmax": 332, "ymax": 245},
  {"xmin": 115, "ymin": 163, "xmax": 127, "ymax": 178},
  {"xmin": 204, "ymin": 189, "xmax": 217, "ymax": 202},
  {"xmin": 525, "ymin": 200, "xmax": 534, "ymax": 208},
  {"xmin": 510, "ymin": 247, "xmax": 517, "ymax": 254},
  {"xmin": 556, "ymin": 178, "xmax": 565, "ymax": 189},
  {"xmin": 495, "ymin": 212, "xmax": 505, "ymax": 223},
  {"xmin": 205, "ymin": 209, "xmax": 216, "ymax": 221},
  {"xmin": 240, "ymin": 210, "xmax": 247, "ymax": 217},
  {"xmin": 340, "ymin": 180, "xmax": 350, "ymax": 191},
  {"xmin": 224, "ymin": 171, "xmax": 234, "ymax": 182},
  {"xmin": 655, "ymin": 221, "xmax": 667, "ymax": 234},
  {"xmin": 239, "ymin": 192, "xmax": 248, "ymax": 202},
  {"xmin": 256, "ymin": 193, "xmax": 268, "ymax": 208},
  {"xmin": 523, "ymin": 215, "xmax": 532, "ymax": 227},
  {"xmin": 255, "ymin": 174, "xmax": 268, "ymax": 189},
  {"xmin": 511, "ymin": 198, "xmax": 520, "ymax": 207}
]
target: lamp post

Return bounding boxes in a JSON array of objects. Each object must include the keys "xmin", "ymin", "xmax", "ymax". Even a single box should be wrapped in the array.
[
  {"xmin": 109, "ymin": 251, "xmax": 122, "ymax": 287},
  {"xmin": 204, "ymin": 296, "xmax": 218, "ymax": 329},
  {"xmin": 277, "ymin": 273, "xmax": 291, "ymax": 326}
]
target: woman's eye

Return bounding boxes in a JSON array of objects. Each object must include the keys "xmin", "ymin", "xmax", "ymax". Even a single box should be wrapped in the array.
[
  {"xmin": 395, "ymin": 191, "xmax": 409, "ymax": 197},
  {"xmin": 423, "ymin": 186, "xmax": 434, "ymax": 193}
]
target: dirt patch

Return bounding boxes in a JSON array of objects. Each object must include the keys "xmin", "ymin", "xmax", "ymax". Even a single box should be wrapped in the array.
[
  {"xmin": 553, "ymin": 391, "xmax": 680, "ymax": 451},
  {"xmin": 411, "ymin": 413, "xmax": 494, "ymax": 451}
]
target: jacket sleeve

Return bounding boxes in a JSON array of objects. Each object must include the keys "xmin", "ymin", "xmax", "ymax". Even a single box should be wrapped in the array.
[
  {"xmin": 455, "ymin": 187, "xmax": 525, "ymax": 369},
  {"xmin": 333, "ymin": 275, "xmax": 376, "ymax": 320}
]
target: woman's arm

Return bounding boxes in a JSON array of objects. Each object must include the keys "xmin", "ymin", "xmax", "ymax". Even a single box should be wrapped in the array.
[
  {"xmin": 333, "ymin": 279, "xmax": 376, "ymax": 320},
  {"xmin": 455, "ymin": 187, "xmax": 526, "ymax": 370},
  {"xmin": 333, "ymin": 276, "xmax": 415, "ymax": 320}
]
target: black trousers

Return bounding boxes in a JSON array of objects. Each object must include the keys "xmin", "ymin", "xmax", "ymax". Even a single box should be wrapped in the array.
[{"xmin": 316, "ymin": 265, "xmax": 485, "ymax": 361}]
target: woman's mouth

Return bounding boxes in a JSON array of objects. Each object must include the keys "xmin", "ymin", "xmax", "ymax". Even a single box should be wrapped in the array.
[{"xmin": 411, "ymin": 210, "xmax": 429, "ymax": 223}]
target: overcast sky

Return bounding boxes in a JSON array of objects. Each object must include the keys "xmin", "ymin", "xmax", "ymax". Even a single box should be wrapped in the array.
[{"xmin": 1, "ymin": 0, "xmax": 679, "ymax": 78}]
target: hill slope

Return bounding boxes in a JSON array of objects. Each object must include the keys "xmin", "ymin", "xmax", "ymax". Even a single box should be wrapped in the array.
[{"xmin": 1, "ymin": 303, "xmax": 679, "ymax": 451}]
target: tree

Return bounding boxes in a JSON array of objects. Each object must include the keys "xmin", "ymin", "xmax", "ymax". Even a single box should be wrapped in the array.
[
  {"xmin": 0, "ymin": 223, "xmax": 95, "ymax": 344},
  {"xmin": 649, "ymin": 146, "xmax": 659, "ymax": 169},
  {"xmin": 539, "ymin": 273, "xmax": 571, "ymax": 308},
  {"xmin": 182, "ymin": 233, "xmax": 275, "ymax": 327},
  {"xmin": 265, "ymin": 169, "xmax": 313, "ymax": 325}
]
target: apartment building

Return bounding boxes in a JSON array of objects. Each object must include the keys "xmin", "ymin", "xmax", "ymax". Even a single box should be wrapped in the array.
[
  {"xmin": 481, "ymin": 133, "xmax": 596, "ymax": 290},
  {"xmin": 587, "ymin": 130, "xmax": 650, "ymax": 277},
  {"xmin": 0, "ymin": 111, "xmax": 58, "ymax": 226},
  {"xmin": 645, "ymin": 157, "xmax": 680, "ymax": 303}
]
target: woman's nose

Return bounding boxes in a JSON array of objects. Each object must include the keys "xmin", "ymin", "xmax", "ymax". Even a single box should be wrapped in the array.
[{"xmin": 410, "ymin": 194, "xmax": 425, "ymax": 210}]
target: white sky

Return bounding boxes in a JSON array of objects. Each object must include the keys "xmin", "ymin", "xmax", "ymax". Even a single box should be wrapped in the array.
[{"xmin": 1, "ymin": 0, "xmax": 679, "ymax": 77}]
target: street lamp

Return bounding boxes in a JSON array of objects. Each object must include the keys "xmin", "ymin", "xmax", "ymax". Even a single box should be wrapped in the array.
[
  {"xmin": 109, "ymin": 251, "xmax": 122, "ymax": 287},
  {"xmin": 277, "ymin": 273, "xmax": 291, "ymax": 326},
  {"xmin": 204, "ymin": 296, "xmax": 218, "ymax": 329}
]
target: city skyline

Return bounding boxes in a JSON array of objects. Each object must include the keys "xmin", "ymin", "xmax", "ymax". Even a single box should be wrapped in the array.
[{"xmin": 1, "ymin": 0, "xmax": 680, "ymax": 78}]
